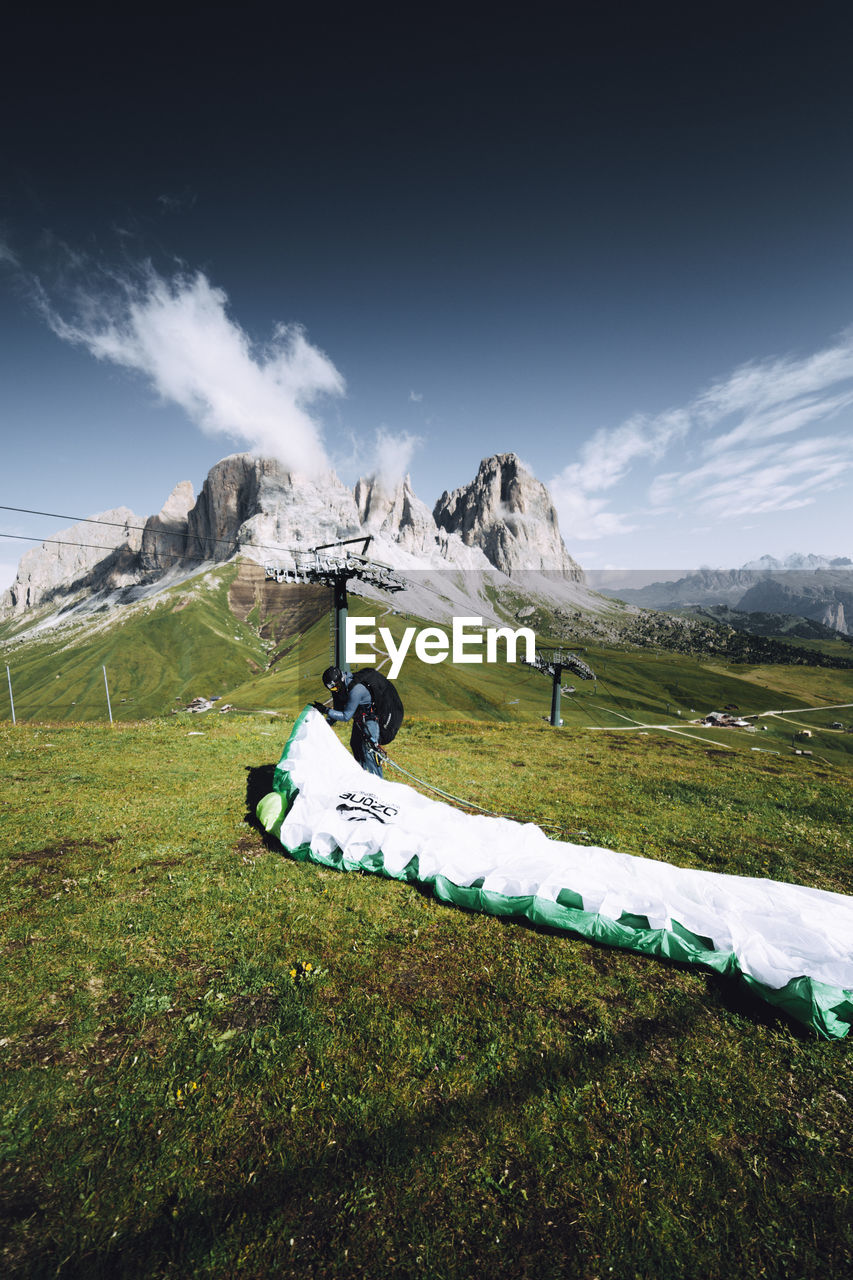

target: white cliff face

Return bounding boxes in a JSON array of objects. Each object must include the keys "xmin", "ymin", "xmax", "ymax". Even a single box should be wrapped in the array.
[
  {"xmin": 188, "ymin": 455, "xmax": 364, "ymax": 563},
  {"xmin": 821, "ymin": 601, "xmax": 848, "ymax": 635},
  {"xmin": 189, "ymin": 457, "xmax": 497, "ymax": 574},
  {"xmin": 140, "ymin": 480, "xmax": 195, "ymax": 572},
  {"xmin": 353, "ymin": 473, "xmax": 478, "ymax": 563},
  {"xmin": 433, "ymin": 453, "xmax": 585, "ymax": 579},
  {"xmin": 1, "ymin": 507, "xmax": 143, "ymax": 616}
]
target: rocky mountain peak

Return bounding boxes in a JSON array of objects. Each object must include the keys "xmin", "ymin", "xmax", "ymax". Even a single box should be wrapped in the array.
[
  {"xmin": 1, "ymin": 450, "xmax": 587, "ymax": 620},
  {"xmin": 160, "ymin": 480, "xmax": 195, "ymax": 523},
  {"xmin": 433, "ymin": 453, "xmax": 584, "ymax": 578},
  {"xmin": 743, "ymin": 552, "xmax": 853, "ymax": 572},
  {"xmin": 353, "ymin": 473, "xmax": 438, "ymax": 557},
  {"xmin": 2, "ymin": 507, "xmax": 143, "ymax": 615},
  {"xmin": 192, "ymin": 454, "xmax": 363, "ymax": 563},
  {"xmin": 140, "ymin": 481, "xmax": 195, "ymax": 573}
]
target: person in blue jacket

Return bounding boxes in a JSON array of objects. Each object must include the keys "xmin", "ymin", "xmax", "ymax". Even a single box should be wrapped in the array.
[{"xmin": 318, "ymin": 666, "xmax": 383, "ymax": 777}]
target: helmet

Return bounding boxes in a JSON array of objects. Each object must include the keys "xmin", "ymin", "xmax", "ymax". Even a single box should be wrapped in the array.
[{"xmin": 322, "ymin": 666, "xmax": 344, "ymax": 691}]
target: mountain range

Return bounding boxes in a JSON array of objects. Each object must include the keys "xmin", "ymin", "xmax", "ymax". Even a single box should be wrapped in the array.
[
  {"xmin": 4, "ymin": 450, "xmax": 851, "ymax": 648},
  {"xmin": 1, "ymin": 452, "xmax": 594, "ymax": 628},
  {"xmin": 596, "ymin": 559, "xmax": 853, "ymax": 635}
]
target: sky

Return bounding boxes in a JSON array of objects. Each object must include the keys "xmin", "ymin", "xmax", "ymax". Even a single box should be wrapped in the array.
[{"xmin": 3, "ymin": 3, "xmax": 853, "ymax": 592}]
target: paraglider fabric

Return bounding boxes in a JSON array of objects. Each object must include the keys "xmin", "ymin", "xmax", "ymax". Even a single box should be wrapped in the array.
[{"xmin": 257, "ymin": 707, "xmax": 853, "ymax": 1040}]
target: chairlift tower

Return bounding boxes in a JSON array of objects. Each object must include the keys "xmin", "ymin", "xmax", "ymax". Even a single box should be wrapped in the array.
[
  {"xmin": 523, "ymin": 646, "xmax": 596, "ymax": 727},
  {"xmin": 264, "ymin": 536, "xmax": 404, "ymax": 674}
]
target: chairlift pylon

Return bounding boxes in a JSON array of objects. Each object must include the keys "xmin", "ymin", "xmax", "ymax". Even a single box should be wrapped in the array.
[
  {"xmin": 523, "ymin": 645, "xmax": 596, "ymax": 727},
  {"xmin": 264, "ymin": 537, "xmax": 404, "ymax": 674}
]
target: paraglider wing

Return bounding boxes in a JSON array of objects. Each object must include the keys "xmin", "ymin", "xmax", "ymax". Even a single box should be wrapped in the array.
[{"xmin": 257, "ymin": 707, "xmax": 853, "ymax": 1040}]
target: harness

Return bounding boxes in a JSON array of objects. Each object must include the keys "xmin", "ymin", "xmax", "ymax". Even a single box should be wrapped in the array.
[{"xmin": 354, "ymin": 688, "xmax": 377, "ymax": 723}]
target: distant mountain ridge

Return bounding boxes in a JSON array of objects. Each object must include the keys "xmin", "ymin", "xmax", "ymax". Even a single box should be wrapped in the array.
[
  {"xmin": 741, "ymin": 552, "xmax": 852, "ymax": 571},
  {"xmin": 1, "ymin": 452, "xmax": 586, "ymax": 621},
  {"xmin": 599, "ymin": 556, "xmax": 853, "ymax": 635}
]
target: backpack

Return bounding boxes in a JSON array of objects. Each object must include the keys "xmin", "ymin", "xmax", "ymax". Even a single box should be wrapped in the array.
[{"xmin": 350, "ymin": 667, "xmax": 405, "ymax": 745}]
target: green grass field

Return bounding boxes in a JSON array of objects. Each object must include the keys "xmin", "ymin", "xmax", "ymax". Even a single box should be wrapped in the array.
[{"xmin": 1, "ymin": 712, "xmax": 851, "ymax": 1279}]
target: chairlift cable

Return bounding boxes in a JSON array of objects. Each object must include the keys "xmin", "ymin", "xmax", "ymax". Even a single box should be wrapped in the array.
[
  {"xmin": 0, "ymin": 508, "xmax": 401, "ymax": 577},
  {"xmin": 0, "ymin": 504, "xmax": 238, "ymax": 554}
]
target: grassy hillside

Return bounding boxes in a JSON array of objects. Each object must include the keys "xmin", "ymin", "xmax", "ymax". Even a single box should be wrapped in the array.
[
  {"xmin": 2, "ymin": 560, "xmax": 852, "ymax": 770},
  {"xmin": 0, "ymin": 565, "xmax": 270, "ymax": 722},
  {"xmin": 1, "ymin": 717, "xmax": 851, "ymax": 1278}
]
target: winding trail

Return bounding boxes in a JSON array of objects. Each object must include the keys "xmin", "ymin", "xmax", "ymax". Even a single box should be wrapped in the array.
[{"xmin": 580, "ymin": 705, "xmax": 736, "ymax": 749}]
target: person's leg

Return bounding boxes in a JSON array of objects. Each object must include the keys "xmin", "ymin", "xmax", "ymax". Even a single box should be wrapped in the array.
[
  {"xmin": 352, "ymin": 719, "xmax": 383, "ymax": 777},
  {"xmin": 349, "ymin": 722, "xmax": 366, "ymax": 767}
]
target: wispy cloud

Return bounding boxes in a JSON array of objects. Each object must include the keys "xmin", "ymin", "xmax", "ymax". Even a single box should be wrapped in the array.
[
  {"xmin": 549, "ymin": 409, "xmax": 688, "ymax": 539},
  {"xmin": 363, "ymin": 427, "xmax": 421, "ymax": 491},
  {"xmin": 556, "ymin": 409, "xmax": 690, "ymax": 493},
  {"xmin": 693, "ymin": 337, "xmax": 853, "ymax": 419},
  {"xmin": 38, "ymin": 265, "xmax": 344, "ymax": 478},
  {"xmin": 409, "ymin": 389, "xmax": 423, "ymax": 402},
  {"xmin": 156, "ymin": 189, "xmax": 197, "ymax": 214},
  {"xmin": 542, "ymin": 485, "xmax": 637, "ymax": 541},
  {"xmin": 551, "ymin": 330, "xmax": 853, "ymax": 540},
  {"xmin": 652, "ymin": 435, "xmax": 853, "ymax": 517},
  {"xmin": 704, "ymin": 389, "xmax": 853, "ymax": 456}
]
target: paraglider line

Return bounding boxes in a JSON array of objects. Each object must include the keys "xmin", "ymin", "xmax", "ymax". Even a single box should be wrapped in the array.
[{"xmin": 374, "ymin": 742, "xmax": 589, "ymax": 838}]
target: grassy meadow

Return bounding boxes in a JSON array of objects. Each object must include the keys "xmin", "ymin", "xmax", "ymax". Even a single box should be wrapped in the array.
[{"xmin": 1, "ymin": 711, "xmax": 851, "ymax": 1279}]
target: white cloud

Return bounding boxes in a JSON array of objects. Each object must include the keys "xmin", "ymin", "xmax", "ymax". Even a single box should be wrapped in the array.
[
  {"xmin": 551, "ymin": 329, "xmax": 853, "ymax": 542},
  {"xmin": 156, "ymin": 190, "xmax": 197, "ymax": 214},
  {"xmin": 409, "ymin": 390, "xmax": 423, "ymax": 402},
  {"xmin": 548, "ymin": 409, "xmax": 687, "ymax": 541},
  {"xmin": 364, "ymin": 427, "xmax": 421, "ymax": 491},
  {"xmin": 693, "ymin": 335, "xmax": 853, "ymax": 420},
  {"xmin": 704, "ymin": 390, "xmax": 853, "ymax": 456},
  {"xmin": 559, "ymin": 409, "xmax": 690, "ymax": 495},
  {"xmin": 546, "ymin": 481, "xmax": 637, "ymax": 541},
  {"xmin": 672, "ymin": 436, "xmax": 853, "ymax": 518},
  {"xmin": 40, "ymin": 266, "xmax": 344, "ymax": 478}
]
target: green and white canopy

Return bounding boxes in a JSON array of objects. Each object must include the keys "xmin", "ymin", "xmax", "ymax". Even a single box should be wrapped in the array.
[{"xmin": 257, "ymin": 707, "xmax": 853, "ymax": 1040}]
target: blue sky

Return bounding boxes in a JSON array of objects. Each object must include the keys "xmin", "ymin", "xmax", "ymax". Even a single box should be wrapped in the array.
[{"xmin": 3, "ymin": 4, "xmax": 853, "ymax": 591}]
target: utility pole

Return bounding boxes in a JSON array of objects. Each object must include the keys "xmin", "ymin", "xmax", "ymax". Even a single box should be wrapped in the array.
[
  {"xmin": 102, "ymin": 665, "xmax": 113, "ymax": 724},
  {"xmin": 264, "ymin": 537, "xmax": 404, "ymax": 678},
  {"xmin": 332, "ymin": 574, "xmax": 351, "ymax": 674},
  {"xmin": 6, "ymin": 664, "xmax": 15, "ymax": 725},
  {"xmin": 524, "ymin": 647, "xmax": 596, "ymax": 727}
]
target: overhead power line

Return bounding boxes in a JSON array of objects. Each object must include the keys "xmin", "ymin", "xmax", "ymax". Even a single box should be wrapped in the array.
[
  {"xmin": 0, "ymin": 531, "xmax": 150, "ymax": 555},
  {"xmin": 0, "ymin": 503, "xmax": 236, "ymax": 553},
  {"xmin": 0, "ymin": 507, "xmax": 411, "ymax": 581},
  {"xmin": 0, "ymin": 500, "xmax": 358, "ymax": 565},
  {"xmin": 0, "ymin": 503, "xmax": 424, "ymax": 568}
]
